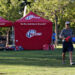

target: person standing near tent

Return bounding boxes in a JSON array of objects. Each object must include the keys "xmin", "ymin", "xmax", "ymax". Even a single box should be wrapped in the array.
[
  {"xmin": 59, "ymin": 21, "xmax": 74, "ymax": 65},
  {"xmin": 50, "ymin": 31, "xmax": 56, "ymax": 50},
  {"xmin": 52, "ymin": 31, "xmax": 56, "ymax": 45}
]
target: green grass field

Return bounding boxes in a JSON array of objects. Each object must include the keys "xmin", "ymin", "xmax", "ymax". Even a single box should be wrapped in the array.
[{"xmin": 0, "ymin": 48, "xmax": 75, "ymax": 75}]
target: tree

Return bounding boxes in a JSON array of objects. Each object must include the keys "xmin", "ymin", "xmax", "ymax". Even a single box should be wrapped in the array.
[{"xmin": 0, "ymin": 0, "xmax": 23, "ymax": 21}]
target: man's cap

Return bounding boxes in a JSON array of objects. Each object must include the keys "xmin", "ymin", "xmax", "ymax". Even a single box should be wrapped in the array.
[{"xmin": 65, "ymin": 21, "xmax": 70, "ymax": 25}]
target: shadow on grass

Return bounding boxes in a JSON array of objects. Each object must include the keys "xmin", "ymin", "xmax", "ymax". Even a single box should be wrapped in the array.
[{"xmin": 0, "ymin": 48, "xmax": 75, "ymax": 67}]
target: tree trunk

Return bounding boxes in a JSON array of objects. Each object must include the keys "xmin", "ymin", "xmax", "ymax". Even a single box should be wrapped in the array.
[
  {"xmin": 6, "ymin": 31, "xmax": 9, "ymax": 47},
  {"xmin": 55, "ymin": 10, "xmax": 58, "ymax": 48}
]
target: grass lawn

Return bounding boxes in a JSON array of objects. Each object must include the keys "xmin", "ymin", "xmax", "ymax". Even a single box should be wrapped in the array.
[{"xmin": 0, "ymin": 48, "xmax": 75, "ymax": 75}]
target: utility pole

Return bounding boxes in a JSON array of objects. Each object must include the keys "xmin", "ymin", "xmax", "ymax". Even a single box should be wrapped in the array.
[
  {"xmin": 23, "ymin": 0, "xmax": 35, "ymax": 17},
  {"xmin": 23, "ymin": 5, "xmax": 27, "ymax": 17}
]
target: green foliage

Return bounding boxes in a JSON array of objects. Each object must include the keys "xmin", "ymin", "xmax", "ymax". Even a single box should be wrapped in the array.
[
  {"xmin": 0, "ymin": 0, "xmax": 22, "ymax": 21},
  {"xmin": 27, "ymin": 0, "xmax": 75, "ymax": 30}
]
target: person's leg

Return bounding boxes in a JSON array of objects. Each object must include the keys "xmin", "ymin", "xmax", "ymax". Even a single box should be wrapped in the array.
[
  {"xmin": 69, "ymin": 51, "xmax": 73, "ymax": 65},
  {"xmin": 62, "ymin": 42, "xmax": 67, "ymax": 64},
  {"xmin": 68, "ymin": 42, "xmax": 74, "ymax": 65},
  {"xmin": 62, "ymin": 52, "xmax": 66, "ymax": 64}
]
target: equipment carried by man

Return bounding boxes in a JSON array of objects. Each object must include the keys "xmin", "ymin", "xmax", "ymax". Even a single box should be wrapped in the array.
[{"xmin": 65, "ymin": 36, "xmax": 72, "ymax": 42}]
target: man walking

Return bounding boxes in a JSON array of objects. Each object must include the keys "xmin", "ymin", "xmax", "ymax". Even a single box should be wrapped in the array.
[{"xmin": 59, "ymin": 21, "xmax": 74, "ymax": 65}]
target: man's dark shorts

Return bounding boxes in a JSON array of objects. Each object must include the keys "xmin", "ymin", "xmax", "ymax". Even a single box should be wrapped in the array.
[{"xmin": 62, "ymin": 41, "xmax": 73, "ymax": 53}]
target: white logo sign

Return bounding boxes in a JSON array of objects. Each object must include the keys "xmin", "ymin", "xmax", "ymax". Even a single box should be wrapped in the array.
[
  {"xmin": 26, "ymin": 29, "xmax": 42, "ymax": 38},
  {"xmin": 25, "ymin": 15, "xmax": 40, "ymax": 20}
]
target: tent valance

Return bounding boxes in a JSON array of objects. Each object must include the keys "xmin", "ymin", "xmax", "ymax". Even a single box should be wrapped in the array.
[{"xmin": 0, "ymin": 17, "xmax": 13, "ymax": 27}]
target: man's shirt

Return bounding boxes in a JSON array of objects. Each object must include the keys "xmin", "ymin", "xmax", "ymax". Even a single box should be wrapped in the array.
[{"xmin": 59, "ymin": 28, "xmax": 73, "ymax": 42}]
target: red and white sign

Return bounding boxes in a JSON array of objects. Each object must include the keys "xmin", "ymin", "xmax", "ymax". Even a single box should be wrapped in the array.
[
  {"xmin": 25, "ymin": 15, "xmax": 40, "ymax": 20},
  {"xmin": 20, "ymin": 23, "xmax": 46, "ymax": 25},
  {"xmin": 26, "ymin": 29, "xmax": 42, "ymax": 38}
]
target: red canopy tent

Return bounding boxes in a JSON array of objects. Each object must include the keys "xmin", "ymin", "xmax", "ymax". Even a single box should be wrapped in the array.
[
  {"xmin": 0, "ymin": 17, "xmax": 13, "ymax": 27},
  {"xmin": 14, "ymin": 12, "xmax": 52, "ymax": 50}
]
